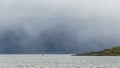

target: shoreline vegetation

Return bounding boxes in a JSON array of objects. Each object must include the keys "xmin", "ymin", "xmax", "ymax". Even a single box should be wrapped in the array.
[{"xmin": 75, "ymin": 46, "xmax": 120, "ymax": 56}]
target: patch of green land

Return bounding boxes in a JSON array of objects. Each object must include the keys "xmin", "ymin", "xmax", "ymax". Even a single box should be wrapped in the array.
[{"xmin": 76, "ymin": 46, "xmax": 120, "ymax": 56}]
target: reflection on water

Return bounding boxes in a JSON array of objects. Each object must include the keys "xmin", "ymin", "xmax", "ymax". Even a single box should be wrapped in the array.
[{"xmin": 0, "ymin": 55, "xmax": 119, "ymax": 68}]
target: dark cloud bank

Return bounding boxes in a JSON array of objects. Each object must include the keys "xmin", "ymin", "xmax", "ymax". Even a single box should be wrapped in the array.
[{"xmin": 0, "ymin": 0, "xmax": 120, "ymax": 54}]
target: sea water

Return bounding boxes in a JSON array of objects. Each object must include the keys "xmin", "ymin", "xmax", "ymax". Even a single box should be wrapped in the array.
[{"xmin": 0, "ymin": 54, "xmax": 119, "ymax": 68}]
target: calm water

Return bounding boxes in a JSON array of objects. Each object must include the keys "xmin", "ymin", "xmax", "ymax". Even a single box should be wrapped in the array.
[{"xmin": 0, "ymin": 55, "xmax": 119, "ymax": 68}]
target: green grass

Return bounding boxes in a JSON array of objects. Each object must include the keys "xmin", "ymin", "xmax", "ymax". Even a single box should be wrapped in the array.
[{"xmin": 76, "ymin": 46, "xmax": 120, "ymax": 56}]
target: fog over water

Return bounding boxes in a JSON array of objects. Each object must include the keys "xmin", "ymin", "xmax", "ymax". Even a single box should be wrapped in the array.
[{"xmin": 0, "ymin": 0, "xmax": 120, "ymax": 54}]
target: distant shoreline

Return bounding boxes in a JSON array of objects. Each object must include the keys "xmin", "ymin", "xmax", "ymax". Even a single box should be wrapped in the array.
[{"xmin": 75, "ymin": 46, "xmax": 120, "ymax": 56}]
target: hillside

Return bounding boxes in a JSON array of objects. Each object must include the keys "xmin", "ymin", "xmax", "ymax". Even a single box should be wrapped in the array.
[{"xmin": 76, "ymin": 46, "xmax": 120, "ymax": 56}]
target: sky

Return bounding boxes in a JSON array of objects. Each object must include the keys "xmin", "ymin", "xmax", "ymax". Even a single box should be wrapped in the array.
[{"xmin": 0, "ymin": 0, "xmax": 120, "ymax": 53}]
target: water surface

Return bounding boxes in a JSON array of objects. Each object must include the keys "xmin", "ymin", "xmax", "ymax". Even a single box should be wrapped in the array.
[{"xmin": 0, "ymin": 55, "xmax": 119, "ymax": 68}]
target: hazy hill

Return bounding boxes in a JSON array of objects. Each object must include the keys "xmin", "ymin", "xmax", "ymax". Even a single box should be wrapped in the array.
[
  {"xmin": 0, "ymin": 29, "xmax": 119, "ymax": 54},
  {"xmin": 76, "ymin": 46, "xmax": 120, "ymax": 56}
]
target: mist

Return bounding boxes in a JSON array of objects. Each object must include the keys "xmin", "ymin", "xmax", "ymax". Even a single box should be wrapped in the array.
[{"xmin": 0, "ymin": 0, "xmax": 120, "ymax": 54}]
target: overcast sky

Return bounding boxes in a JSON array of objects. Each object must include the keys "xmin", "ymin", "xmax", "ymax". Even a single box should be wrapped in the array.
[{"xmin": 0, "ymin": 0, "xmax": 120, "ymax": 53}]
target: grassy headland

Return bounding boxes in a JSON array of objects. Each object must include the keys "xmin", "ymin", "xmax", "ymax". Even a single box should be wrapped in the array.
[{"xmin": 75, "ymin": 46, "xmax": 120, "ymax": 56}]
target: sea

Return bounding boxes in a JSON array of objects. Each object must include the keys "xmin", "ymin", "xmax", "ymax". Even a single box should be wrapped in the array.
[{"xmin": 0, "ymin": 54, "xmax": 119, "ymax": 68}]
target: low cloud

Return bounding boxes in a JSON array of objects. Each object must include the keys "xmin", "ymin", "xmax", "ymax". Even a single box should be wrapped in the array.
[{"xmin": 0, "ymin": 0, "xmax": 120, "ymax": 53}]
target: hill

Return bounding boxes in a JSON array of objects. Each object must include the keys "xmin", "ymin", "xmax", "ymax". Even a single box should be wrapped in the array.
[{"xmin": 75, "ymin": 46, "xmax": 120, "ymax": 56}]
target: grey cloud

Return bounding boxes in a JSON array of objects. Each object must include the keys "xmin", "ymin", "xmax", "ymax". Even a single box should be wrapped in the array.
[{"xmin": 0, "ymin": 0, "xmax": 120, "ymax": 53}]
